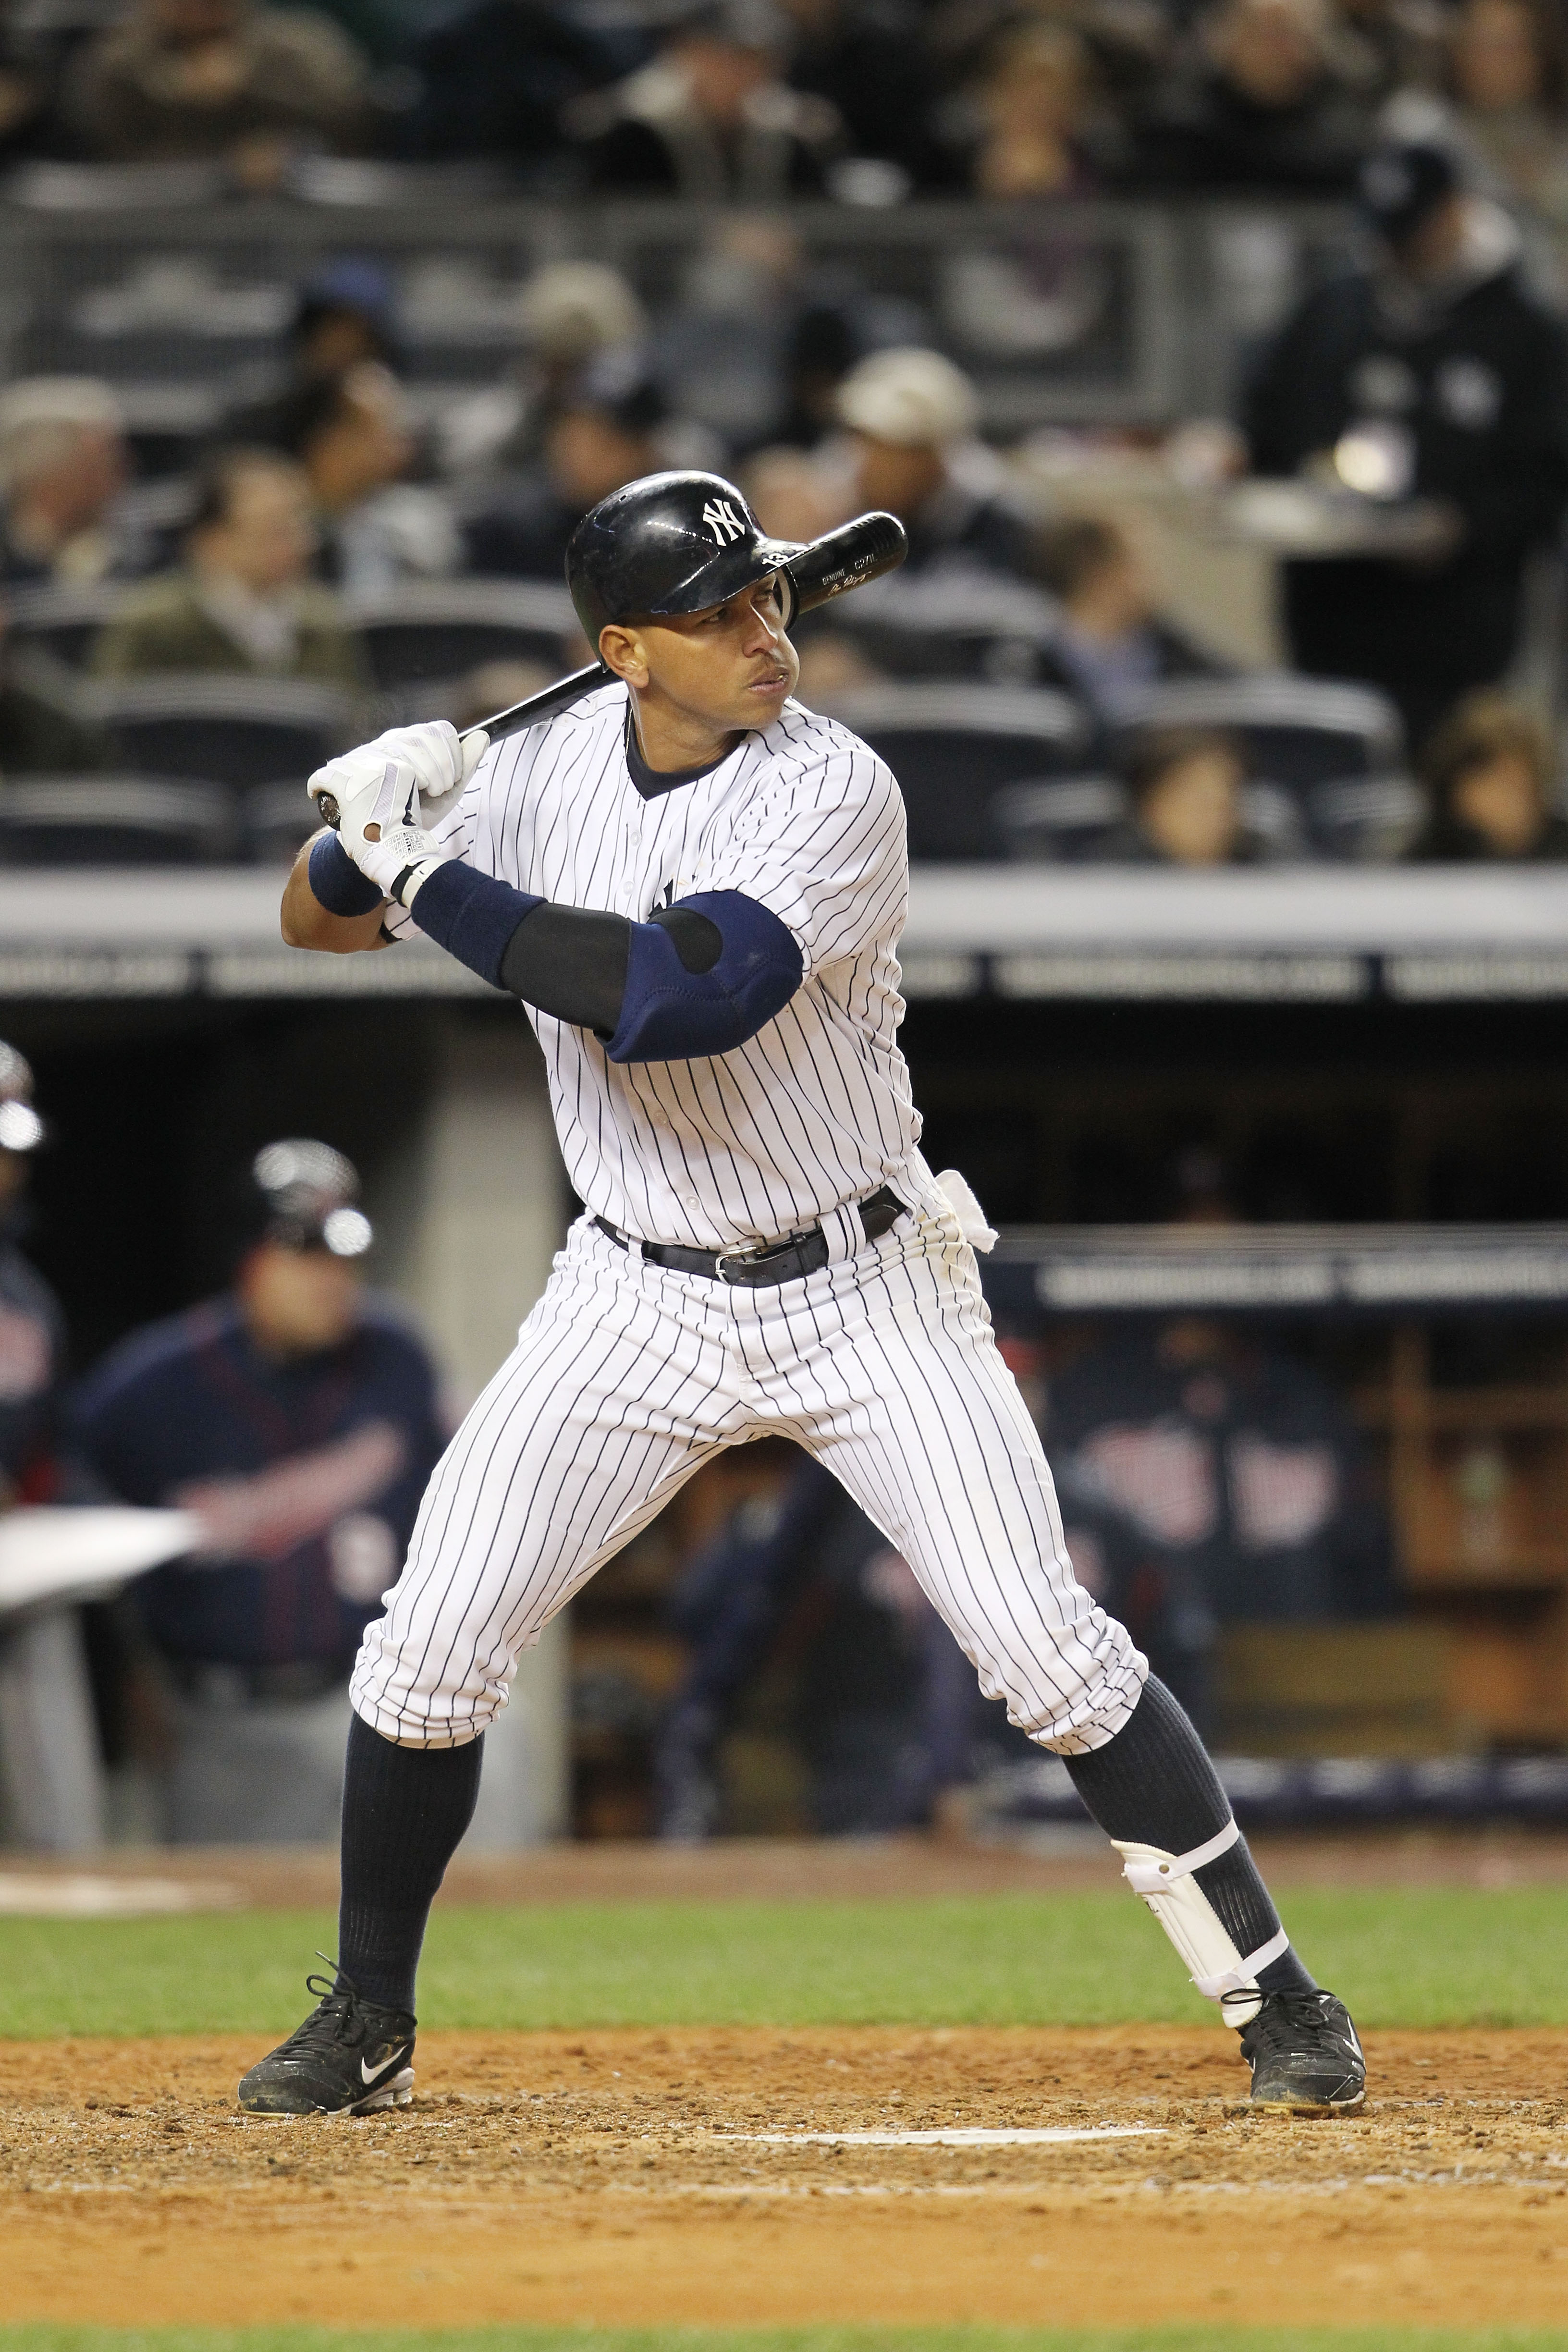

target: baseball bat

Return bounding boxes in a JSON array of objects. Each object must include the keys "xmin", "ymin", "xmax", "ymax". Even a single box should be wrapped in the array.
[{"xmin": 315, "ymin": 509, "xmax": 907, "ymax": 829}]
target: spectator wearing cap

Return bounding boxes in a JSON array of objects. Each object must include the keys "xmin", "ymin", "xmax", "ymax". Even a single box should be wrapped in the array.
[
  {"xmin": 0, "ymin": 380, "xmax": 134, "ymax": 589},
  {"xmin": 461, "ymin": 351, "xmax": 671, "ymax": 581},
  {"xmin": 573, "ymin": 0, "xmax": 843, "ymax": 198},
  {"xmin": 1133, "ymin": 0, "xmax": 1371, "ymax": 193},
  {"xmin": 1407, "ymin": 688, "xmax": 1568, "ymax": 858},
  {"xmin": 1031, "ymin": 514, "xmax": 1229, "ymax": 718},
  {"xmin": 65, "ymin": 0, "xmax": 369, "ymax": 184},
  {"xmin": 1243, "ymin": 140, "xmax": 1568, "ymax": 751},
  {"xmin": 92, "ymin": 447, "xmax": 370, "ymax": 692},
  {"xmin": 72, "ymin": 1141, "xmax": 445, "ymax": 1844},
  {"xmin": 273, "ymin": 363, "xmax": 459, "ymax": 595},
  {"xmin": 834, "ymin": 346, "xmax": 1031, "ymax": 579},
  {"xmin": 0, "ymin": 1043, "xmax": 106, "ymax": 1852}
]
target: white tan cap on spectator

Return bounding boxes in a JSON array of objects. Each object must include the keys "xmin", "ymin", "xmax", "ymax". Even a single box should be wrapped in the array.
[
  {"xmin": 836, "ymin": 347, "xmax": 980, "ymax": 447},
  {"xmin": 0, "ymin": 377, "xmax": 123, "ymax": 491},
  {"xmin": 517, "ymin": 264, "xmax": 649, "ymax": 366}
]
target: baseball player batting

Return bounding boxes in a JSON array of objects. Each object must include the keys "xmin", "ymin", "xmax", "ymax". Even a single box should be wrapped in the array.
[{"xmin": 239, "ymin": 470, "xmax": 1364, "ymax": 2118}]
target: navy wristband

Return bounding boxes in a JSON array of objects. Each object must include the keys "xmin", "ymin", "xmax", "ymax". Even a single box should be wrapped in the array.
[{"xmin": 308, "ymin": 830, "xmax": 384, "ymax": 918}]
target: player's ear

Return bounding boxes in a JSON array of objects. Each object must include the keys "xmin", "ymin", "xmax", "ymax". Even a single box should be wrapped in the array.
[{"xmin": 599, "ymin": 624, "xmax": 647, "ymax": 690}]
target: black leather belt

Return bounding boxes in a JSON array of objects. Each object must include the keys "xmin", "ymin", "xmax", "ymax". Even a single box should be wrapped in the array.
[{"xmin": 595, "ymin": 1183, "xmax": 906, "ymax": 1287}]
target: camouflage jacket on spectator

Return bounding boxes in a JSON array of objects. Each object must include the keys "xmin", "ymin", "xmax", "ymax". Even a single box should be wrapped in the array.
[{"xmin": 90, "ymin": 570, "xmax": 370, "ymax": 694}]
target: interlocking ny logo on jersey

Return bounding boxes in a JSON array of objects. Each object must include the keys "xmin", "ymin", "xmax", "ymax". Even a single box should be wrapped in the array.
[{"xmin": 702, "ymin": 499, "xmax": 745, "ymax": 546}]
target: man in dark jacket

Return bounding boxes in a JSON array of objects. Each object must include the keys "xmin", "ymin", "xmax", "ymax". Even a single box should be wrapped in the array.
[
  {"xmin": 1135, "ymin": 0, "xmax": 1370, "ymax": 194},
  {"xmin": 73, "ymin": 1139, "xmax": 445, "ymax": 1843},
  {"xmin": 1243, "ymin": 141, "xmax": 1568, "ymax": 751}
]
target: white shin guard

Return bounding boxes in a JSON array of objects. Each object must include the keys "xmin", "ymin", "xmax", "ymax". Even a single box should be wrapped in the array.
[{"xmin": 1112, "ymin": 1819, "xmax": 1290, "ymax": 2027}]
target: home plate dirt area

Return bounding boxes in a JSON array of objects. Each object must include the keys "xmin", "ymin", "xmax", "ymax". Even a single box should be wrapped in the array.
[{"xmin": 0, "ymin": 2026, "xmax": 1565, "ymax": 2330}]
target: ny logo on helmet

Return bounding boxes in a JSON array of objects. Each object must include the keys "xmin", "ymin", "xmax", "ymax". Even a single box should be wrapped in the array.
[{"xmin": 701, "ymin": 499, "xmax": 746, "ymax": 546}]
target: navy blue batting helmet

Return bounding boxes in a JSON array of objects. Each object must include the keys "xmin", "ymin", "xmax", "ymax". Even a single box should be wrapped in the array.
[{"xmin": 566, "ymin": 471, "xmax": 803, "ymax": 641}]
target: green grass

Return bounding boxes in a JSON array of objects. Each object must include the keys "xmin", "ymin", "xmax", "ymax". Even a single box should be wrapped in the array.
[
  {"xmin": 2, "ymin": 1887, "xmax": 1568, "ymax": 2038},
  {"xmin": 3, "ymin": 2332, "xmax": 1568, "ymax": 2352}
]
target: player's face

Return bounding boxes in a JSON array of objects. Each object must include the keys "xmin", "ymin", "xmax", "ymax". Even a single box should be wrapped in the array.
[
  {"xmin": 609, "ymin": 575, "xmax": 799, "ymax": 739},
  {"xmin": 239, "ymin": 1241, "xmax": 360, "ymax": 1358}
]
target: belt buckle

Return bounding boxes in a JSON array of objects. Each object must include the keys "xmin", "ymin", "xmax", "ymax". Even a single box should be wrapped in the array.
[{"xmin": 713, "ymin": 1242, "xmax": 763, "ymax": 1283}]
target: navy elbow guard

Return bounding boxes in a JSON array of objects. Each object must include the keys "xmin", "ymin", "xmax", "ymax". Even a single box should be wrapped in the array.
[{"xmin": 607, "ymin": 891, "xmax": 802, "ymax": 1063}]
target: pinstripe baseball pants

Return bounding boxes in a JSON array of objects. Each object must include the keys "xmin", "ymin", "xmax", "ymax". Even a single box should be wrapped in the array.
[{"xmin": 352, "ymin": 1169, "xmax": 1147, "ymax": 1756}]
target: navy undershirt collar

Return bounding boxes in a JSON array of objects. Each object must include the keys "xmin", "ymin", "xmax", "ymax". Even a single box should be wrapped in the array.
[{"xmin": 624, "ymin": 708, "xmax": 738, "ymax": 799}]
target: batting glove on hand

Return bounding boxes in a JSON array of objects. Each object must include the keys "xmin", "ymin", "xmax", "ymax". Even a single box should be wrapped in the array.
[{"xmin": 308, "ymin": 722, "xmax": 486, "ymax": 907}]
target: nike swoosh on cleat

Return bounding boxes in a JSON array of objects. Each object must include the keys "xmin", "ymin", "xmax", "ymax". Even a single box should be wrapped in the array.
[{"xmin": 361, "ymin": 2050, "xmax": 406, "ymax": 2085}]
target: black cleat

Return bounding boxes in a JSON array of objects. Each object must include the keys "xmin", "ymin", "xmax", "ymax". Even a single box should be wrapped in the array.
[
  {"xmin": 237, "ymin": 1966, "xmax": 416, "ymax": 2116},
  {"xmin": 1239, "ymin": 1989, "xmax": 1366, "ymax": 2111}
]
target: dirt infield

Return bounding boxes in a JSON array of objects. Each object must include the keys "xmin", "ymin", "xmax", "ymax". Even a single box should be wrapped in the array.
[{"xmin": 0, "ymin": 2026, "xmax": 1565, "ymax": 2330}]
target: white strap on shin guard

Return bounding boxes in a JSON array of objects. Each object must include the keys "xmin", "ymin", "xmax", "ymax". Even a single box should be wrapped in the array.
[{"xmin": 1113, "ymin": 1819, "xmax": 1287, "ymax": 2026}]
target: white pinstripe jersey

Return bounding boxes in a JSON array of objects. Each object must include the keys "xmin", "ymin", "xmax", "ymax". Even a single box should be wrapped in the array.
[{"xmin": 417, "ymin": 681, "xmax": 920, "ymax": 1251}]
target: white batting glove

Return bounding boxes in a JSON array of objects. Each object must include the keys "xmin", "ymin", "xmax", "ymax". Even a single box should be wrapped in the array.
[{"xmin": 308, "ymin": 722, "xmax": 487, "ymax": 907}]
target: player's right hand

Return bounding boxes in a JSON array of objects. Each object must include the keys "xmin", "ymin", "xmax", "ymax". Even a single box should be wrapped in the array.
[{"xmin": 308, "ymin": 723, "xmax": 484, "ymax": 906}]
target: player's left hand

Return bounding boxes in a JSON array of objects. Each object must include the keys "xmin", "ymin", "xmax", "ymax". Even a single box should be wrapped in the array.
[{"xmin": 309, "ymin": 723, "xmax": 484, "ymax": 903}]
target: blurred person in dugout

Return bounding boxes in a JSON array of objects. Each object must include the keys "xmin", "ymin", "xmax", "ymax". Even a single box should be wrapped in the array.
[
  {"xmin": 832, "ymin": 346, "xmax": 1031, "ymax": 579},
  {"xmin": 1041, "ymin": 1151, "xmax": 1396, "ymax": 1737},
  {"xmin": 0, "ymin": 1045, "xmax": 105, "ymax": 1851},
  {"xmin": 653, "ymin": 1452, "xmax": 985, "ymax": 1842},
  {"xmin": 1406, "ymin": 687, "xmax": 1568, "ymax": 858},
  {"xmin": 1242, "ymin": 138, "xmax": 1568, "ymax": 753},
  {"xmin": 93, "ymin": 446, "xmax": 369, "ymax": 693},
  {"xmin": 71, "ymin": 1142, "xmax": 444, "ymax": 1844},
  {"xmin": 0, "ymin": 379, "xmax": 138, "ymax": 589},
  {"xmin": 64, "ymin": 0, "xmax": 369, "ymax": 185},
  {"xmin": 272, "ymin": 365, "xmax": 459, "ymax": 595}
]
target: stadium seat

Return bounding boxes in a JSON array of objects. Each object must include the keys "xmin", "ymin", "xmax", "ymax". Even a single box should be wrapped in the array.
[
  {"xmin": 815, "ymin": 572, "xmax": 1062, "ymax": 687},
  {"xmin": 0, "ymin": 775, "xmax": 234, "ymax": 865},
  {"xmin": 992, "ymin": 774, "xmax": 1127, "ymax": 859},
  {"xmin": 87, "ymin": 676, "xmax": 356, "ymax": 790},
  {"xmin": 345, "ymin": 579, "xmax": 579, "ymax": 693},
  {"xmin": 818, "ymin": 683, "xmax": 1092, "ymax": 859},
  {"xmin": 245, "ymin": 780, "xmax": 318, "ymax": 866},
  {"xmin": 992, "ymin": 773, "xmax": 1309, "ymax": 861},
  {"xmin": 5, "ymin": 582, "xmax": 129, "ymax": 670}
]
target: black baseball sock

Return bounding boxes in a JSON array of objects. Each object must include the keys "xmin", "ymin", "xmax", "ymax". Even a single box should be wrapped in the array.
[
  {"xmin": 337, "ymin": 1712, "xmax": 484, "ymax": 2015},
  {"xmin": 1064, "ymin": 1676, "xmax": 1316, "ymax": 2003}
]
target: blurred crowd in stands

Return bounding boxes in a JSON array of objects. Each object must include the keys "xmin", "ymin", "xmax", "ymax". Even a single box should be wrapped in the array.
[
  {"xmin": 0, "ymin": 0, "xmax": 1563, "ymax": 855},
  {"xmin": 3, "ymin": 0, "xmax": 1568, "ymax": 208},
  {"xmin": 0, "ymin": 98, "xmax": 1568, "ymax": 862}
]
